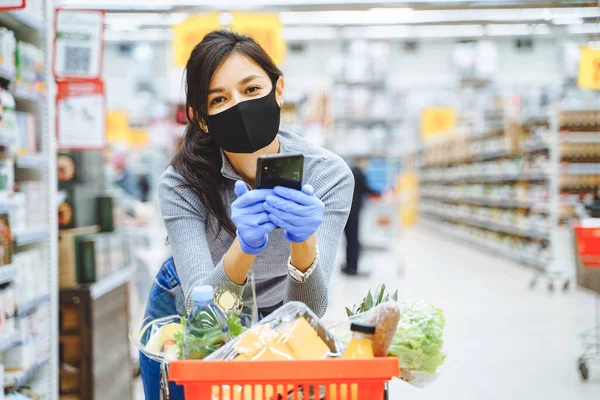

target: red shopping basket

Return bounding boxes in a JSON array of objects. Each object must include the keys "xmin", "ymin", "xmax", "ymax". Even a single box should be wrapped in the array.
[
  {"xmin": 574, "ymin": 225, "xmax": 600, "ymax": 268},
  {"xmin": 169, "ymin": 358, "xmax": 400, "ymax": 399}
]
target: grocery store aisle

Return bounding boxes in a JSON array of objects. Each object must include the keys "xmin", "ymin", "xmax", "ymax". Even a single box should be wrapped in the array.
[
  {"xmin": 134, "ymin": 227, "xmax": 600, "ymax": 399},
  {"xmin": 327, "ymin": 228, "xmax": 600, "ymax": 399}
]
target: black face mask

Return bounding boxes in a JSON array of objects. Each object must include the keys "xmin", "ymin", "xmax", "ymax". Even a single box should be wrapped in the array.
[{"xmin": 207, "ymin": 86, "xmax": 281, "ymax": 154}]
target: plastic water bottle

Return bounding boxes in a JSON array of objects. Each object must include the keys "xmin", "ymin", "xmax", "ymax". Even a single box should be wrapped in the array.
[{"xmin": 183, "ymin": 285, "xmax": 231, "ymax": 359}]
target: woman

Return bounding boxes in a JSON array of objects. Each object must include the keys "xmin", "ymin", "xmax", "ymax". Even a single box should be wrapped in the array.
[{"xmin": 140, "ymin": 30, "xmax": 354, "ymax": 399}]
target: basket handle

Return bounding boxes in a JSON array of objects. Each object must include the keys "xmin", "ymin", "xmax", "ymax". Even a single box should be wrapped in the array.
[{"xmin": 160, "ymin": 363, "xmax": 171, "ymax": 400}]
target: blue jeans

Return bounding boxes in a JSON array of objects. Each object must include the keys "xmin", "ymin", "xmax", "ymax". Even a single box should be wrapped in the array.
[
  {"xmin": 140, "ymin": 258, "xmax": 281, "ymax": 400},
  {"xmin": 140, "ymin": 257, "xmax": 186, "ymax": 400}
]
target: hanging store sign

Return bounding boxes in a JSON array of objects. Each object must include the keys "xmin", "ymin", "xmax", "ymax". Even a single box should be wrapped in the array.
[
  {"xmin": 420, "ymin": 107, "xmax": 457, "ymax": 139},
  {"xmin": 0, "ymin": 0, "xmax": 25, "ymax": 10},
  {"xmin": 173, "ymin": 13, "xmax": 221, "ymax": 67},
  {"xmin": 230, "ymin": 12, "xmax": 286, "ymax": 66},
  {"xmin": 578, "ymin": 46, "xmax": 600, "ymax": 91},
  {"xmin": 173, "ymin": 12, "xmax": 286, "ymax": 67},
  {"xmin": 54, "ymin": 9, "xmax": 105, "ymax": 81},
  {"xmin": 56, "ymin": 80, "xmax": 106, "ymax": 150}
]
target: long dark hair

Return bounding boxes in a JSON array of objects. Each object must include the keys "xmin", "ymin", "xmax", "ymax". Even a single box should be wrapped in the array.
[{"xmin": 171, "ymin": 30, "xmax": 283, "ymax": 237}]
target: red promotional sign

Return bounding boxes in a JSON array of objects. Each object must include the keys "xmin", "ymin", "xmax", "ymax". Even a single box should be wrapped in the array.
[
  {"xmin": 56, "ymin": 80, "xmax": 106, "ymax": 150},
  {"xmin": 0, "ymin": 1, "xmax": 26, "ymax": 11}
]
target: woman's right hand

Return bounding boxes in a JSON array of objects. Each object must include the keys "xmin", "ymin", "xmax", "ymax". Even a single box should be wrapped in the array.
[{"xmin": 231, "ymin": 181, "xmax": 276, "ymax": 255}]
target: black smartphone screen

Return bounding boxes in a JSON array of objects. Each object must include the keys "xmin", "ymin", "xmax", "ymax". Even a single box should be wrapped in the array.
[{"xmin": 256, "ymin": 154, "xmax": 304, "ymax": 190}]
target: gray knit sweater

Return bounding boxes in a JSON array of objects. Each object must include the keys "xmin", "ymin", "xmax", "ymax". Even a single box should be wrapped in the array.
[{"xmin": 158, "ymin": 129, "xmax": 354, "ymax": 317}]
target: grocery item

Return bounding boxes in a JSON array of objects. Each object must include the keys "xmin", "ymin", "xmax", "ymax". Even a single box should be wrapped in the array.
[
  {"xmin": 388, "ymin": 301, "xmax": 446, "ymax": 375},
  {"xmin": 230, "ymin": 316, "xmax": 331, "ymax": 362},
  {"xmin": 182, "ymin": 285, "xmax": 231, "ymax": 360},
  {"xmin": 364, "ymin": 302, "xmax": 400, "ymax": 357},
  {"xmin": 339, "ymin": 285, "xmax": 446, "ymax": 387},
  {"xmin": 207, "ymin": 302, "xmax": 343, "ymax": 361},
  {"xmin": 342, "ymin": 322, "xmax": 375, "ymax": 359},
  {"xmin": 344, "ymin": 284, "xmax": 401, "ymax": 357}
]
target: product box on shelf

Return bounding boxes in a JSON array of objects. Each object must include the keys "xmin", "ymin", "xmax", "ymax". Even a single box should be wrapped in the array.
[
  {"xmin": 0, "ymin": 213, "xmax": 12, "ymax": 266},
  {"xmin": 18, "ymin": 181, "xmax": 47, "ymax": 229},
  {"xmin": 0, "ymin": 158, "xmax": 15, "ymax": 193},
  {"xmin": 0, "ymin": 28, "xmax": 17, "ymax": 78},
  {"xmin": 13, "ymin": 249, "xmax": 46, "ymax": 307},
  {"xmin": 3, "ymin": 340, "xmax": 36, "ymax": 371},
  {"xmin": 57, "ymin": 151, "xmax": 82, "ymax": 188},
  {"xmin": 75, "ymin": 232, "xmax": 129, "ymax": 284},
  {"xmin": 59, "ymin": 225, "xmax": 100, "ymax": 288},
  {"xmin": 59, "ymin": 186, "xmax": 103, "ymax": 230},
  {"xmin": 15, "ymin": 111, "xmax": 37, "ymax": 155},
  {"xmin": 0, "ymin": 90, "xmax": 18, "ymax": 148},
  {"xmin": 96, "ymin": 196, "xmax": 114, "ymax": 233}
]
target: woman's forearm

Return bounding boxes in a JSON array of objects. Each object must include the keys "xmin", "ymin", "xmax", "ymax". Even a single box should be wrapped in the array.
[
  {"xmin": 223, "ymin": 238, "xmax": 257, "ymax": 285},
  {"xmin": 290, "ymin": 234, "xmax": 317, "ymax": 272}
]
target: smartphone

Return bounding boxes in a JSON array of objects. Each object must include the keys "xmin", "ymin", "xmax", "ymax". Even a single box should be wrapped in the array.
[{"xmin": 255, "ymin": 154, "xmax": 304, "ymax": 190}]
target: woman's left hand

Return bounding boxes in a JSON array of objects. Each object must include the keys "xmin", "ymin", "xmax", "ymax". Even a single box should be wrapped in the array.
[{"xmin": 264, "ymin": 185, "xmax": 325, "ymax": 243}]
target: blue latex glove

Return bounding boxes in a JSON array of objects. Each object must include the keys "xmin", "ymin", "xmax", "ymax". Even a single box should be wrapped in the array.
[
  {"xmin": 231, "ymin": 181, "xmax": 276, "ymax": 254},
  {"xmin": 264, "ymin": 184, "xmax": 325, "ymax": 243}
]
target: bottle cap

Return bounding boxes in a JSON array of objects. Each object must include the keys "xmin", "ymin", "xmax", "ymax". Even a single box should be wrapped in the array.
[
  {"xmin": 192, "ymin": 285, "xmax": 215, "ymax": 303},
  {"xmin": 350, "ymin": 322, "xmax": 376, "ymax": 335}
]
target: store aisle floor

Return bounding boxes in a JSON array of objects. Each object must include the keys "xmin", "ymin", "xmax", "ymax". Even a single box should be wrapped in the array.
[
  {"xmin": 327, "ymin": 227, "xmax": 600, "ymax": 399},
  {"xmin": 134, "ymin": 227, "xmax": 600, "ymax": 399}
]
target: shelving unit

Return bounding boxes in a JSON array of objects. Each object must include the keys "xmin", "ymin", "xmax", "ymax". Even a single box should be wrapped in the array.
[
  {"xmin": 0, "ymin": 2, "xmax": 57, "ymax": 399},
  {"xmin": 416, "ymin": 104, "xmax": 556, "ymax": 279},
  {"xmin": 417, "ymin": 104, "xmax": 600, "ymax": 289}
]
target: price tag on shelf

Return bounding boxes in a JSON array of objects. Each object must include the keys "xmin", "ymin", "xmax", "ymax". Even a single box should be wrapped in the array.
[
  {"xmin": 578, "ymin": 46, "xmax": 600, "ymax": 91},
  {"xmin": 56, "ymin": 80, "xmax": 105, "ymax": 150},
  {"xmin": 54, "ymin": 9, "xmax": 104, "ymax": 81},
  {"xmin": 0, "ymin": 0, "xmax": 25, "ymax": 11}
]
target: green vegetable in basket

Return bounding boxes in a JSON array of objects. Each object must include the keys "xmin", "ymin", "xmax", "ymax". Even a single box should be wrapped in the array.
[{"xmin": 388, "ymin": 301, "xmax": 446, "ymax": 374}]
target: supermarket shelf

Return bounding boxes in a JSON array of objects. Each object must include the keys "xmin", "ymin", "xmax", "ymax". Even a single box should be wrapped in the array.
[
  {"xmin": 335, "ymin": 116, "xmax": 399, "ymax": 126},
  {"xmin": 0, "ymin": 332, "xmax": 20, "ymax": 353},
  {"xmin": 13, "ymin": 85, "xmax": 45, "ymax": 103},
  {"xmin": 16, "ymin": 153, "xmax": 48, "ymax": 169},
  {"xmin": 421, "ymin": 217, "xmax": 547, "ymax": 269},
  {"xmin": 561, "ymin": 163, "xmax": 600, "ymax": 175},
  {"xmin": 560, "ymin": 132, "xmax": 600, "ymax": 143},
  {"xmin": 420, "ymin": 194, "xmax": 549, "ymax": 209},
  {"xmin": 14, "ymin": 226, "xmax": 50, "ymax": 246},
  {"xmin": 470, "ymin": 148, "xmax": 512, "ymax": 162},
  {"xmin": 16, "ymin": 293, "xmax": 50, "ymax": 317},
  {"xmin": 3, "ymin": 355, "xmax": 50, "ymax": 389},
  {"xmin": 334, "ymin": 79, "xmax": 385, "ymax": 88},
  {"xmin": 419, "ymin": 172, "xmax": 549, "ymax": 184},
  {"xmin": 0, "ymin": 11, "xmax": 45, "ymax": 34},
  {"xmin": 89, "ymin": 265, "xmax": 135, "ymax": 300},
  {"xmin": 421, "ymin": 209, "xmax": 550, "ymax": 240},
  {"xmin": 523, "ymin": 142, "xmax": 550, "ymax": 153},
  {"xmin": 0, "ymin": 263, "xmax": 17, "ymax": 285}
]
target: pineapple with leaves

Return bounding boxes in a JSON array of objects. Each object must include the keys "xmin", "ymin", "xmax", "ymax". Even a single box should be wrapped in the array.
[
  {"xmin": 344, "ymin": 284, "xmax": 400, "ymax": 357},
  {"xmin": 346, "ymin": 283, "xmax": 398, "ymax": 317}
]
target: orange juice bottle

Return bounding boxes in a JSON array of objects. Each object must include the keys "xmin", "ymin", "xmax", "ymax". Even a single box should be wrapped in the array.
[{"xmin": 342, "ymin": 323, "xmax": 375, "ymax": 359}]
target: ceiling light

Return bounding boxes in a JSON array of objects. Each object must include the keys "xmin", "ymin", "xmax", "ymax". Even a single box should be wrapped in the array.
[{"xmin": 218, "ymin": 12, "xmax": 234, "ymax": 26}]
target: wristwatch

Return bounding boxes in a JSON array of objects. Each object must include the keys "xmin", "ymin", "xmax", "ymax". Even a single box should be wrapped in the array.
[{"xmin": 288, "ymin": 247, "xmax": 320, "ymax": 283}]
